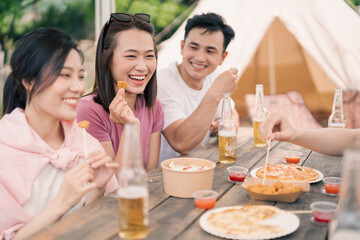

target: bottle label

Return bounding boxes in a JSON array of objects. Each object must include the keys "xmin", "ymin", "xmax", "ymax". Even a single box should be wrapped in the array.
[
  {"xmin": 328, "ymin": 122, "xmax": 346, "ymax": 128},
  {"xmin": 219, "ymin": 130, "xmax": 236, "ymax": 161},
  {"xmin": 117, "ymin": 186, "xmax": 149, "ymax": 237},
  {"xmin": 253, "ymin": 119, "xmax": 266, "ymax": 147}
]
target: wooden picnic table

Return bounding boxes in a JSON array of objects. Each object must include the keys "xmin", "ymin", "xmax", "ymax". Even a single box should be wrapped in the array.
[{"xmin": 30, "ymin": 128, "xmax": 342, "ymax": 240}]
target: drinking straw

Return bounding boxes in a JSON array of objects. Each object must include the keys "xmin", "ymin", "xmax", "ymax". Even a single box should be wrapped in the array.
[{"xmin": 262, "ymin": 139, "xmax": 271, "ymax": 185}]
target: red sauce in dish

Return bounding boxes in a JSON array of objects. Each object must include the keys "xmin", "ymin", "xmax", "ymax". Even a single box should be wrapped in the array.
[
  {"xmin": 229, "ymin": 173, "xmax": 246, "ymax": 182},
  {"xmin": 325, "ymin": 184, "xmax": 340, "ymax": 194},
  {"xmin": 313, "ymin": 211, "xmax": 332, "ymax": 223},
  {"xmin": 285, "ymin": 156, "xmax": 300, "ymax": 164},
  {"xmin": 195, "ymin": 198, "xmax": 216, "ymax": 209}
]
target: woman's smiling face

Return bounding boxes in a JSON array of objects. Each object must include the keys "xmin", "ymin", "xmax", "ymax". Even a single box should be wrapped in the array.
[
  {"xmin": 28, "ymin": 49, "xmax": 86, "ymax": 122},
  {"xmin": 110, "ymin": 28, "xmax": 157, "ymax": 95}
]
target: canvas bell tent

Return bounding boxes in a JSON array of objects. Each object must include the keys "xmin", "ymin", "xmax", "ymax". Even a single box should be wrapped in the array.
[{"xmin": 157, "ymin": 0, "xmax": 360, "ymax": 118}]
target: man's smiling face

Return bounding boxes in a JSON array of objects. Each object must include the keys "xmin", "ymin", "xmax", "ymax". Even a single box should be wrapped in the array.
[{"xmin": 178, "ymin": 28, "xmax": 227, "ymax": 88}]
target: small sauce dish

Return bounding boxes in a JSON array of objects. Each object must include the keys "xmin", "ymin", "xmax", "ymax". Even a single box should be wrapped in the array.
[
  {"xmin": 322, "ymin": 177, "xmax": 341, "ymax": 196},
  {"xmin": 193, "ymin": 190, "xmax": 218, "ymax": 209},
  {"xmin": 310, "ymin": 201, "xmax": 337, "ymax": 225},
  {"xmin": 284, "ymin": 151, "xmax": 302, "ymax": 164},
  {"xmin": 227, "ymin": 166, "xmax": 248, "ymax": 184}
]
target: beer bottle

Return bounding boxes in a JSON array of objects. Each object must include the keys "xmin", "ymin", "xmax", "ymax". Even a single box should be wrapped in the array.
[
  {"xmin": 328, "ymin": 149, "xmax": 360, "ymax": 239},
  {"xmin": 328, "ymin": 89, "xmax": 346, "ymax": 128},
  {"xmin": 117, "ymin": 123, "xmax": 148, "ymax": 239},
  {"xmin": 218, "ymin": 93, "xmax": 236, "ymax": 164},
  {"xmin": 253, "ymin": 84, "xmax": 267, "ymax": 148}
]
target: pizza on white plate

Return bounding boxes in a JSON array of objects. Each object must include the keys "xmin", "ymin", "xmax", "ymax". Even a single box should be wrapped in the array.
[
  {"xmin": 256, "ymin": 164, "xmax": 319, "ymax": 182},
  {"xmin": 205, "ymin": 205, "xmax": 285, "ymax": 236}
]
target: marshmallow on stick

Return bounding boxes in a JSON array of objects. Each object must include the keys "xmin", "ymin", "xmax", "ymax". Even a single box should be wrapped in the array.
[{"xmin": 78, "ymin": 120, "xmax": 90, "ymax": 157}]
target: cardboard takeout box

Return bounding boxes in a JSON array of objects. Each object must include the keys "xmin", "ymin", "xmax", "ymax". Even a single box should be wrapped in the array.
[{"xmin": 161, "ymin": 157, "xmax": 216, "ymax": 198}]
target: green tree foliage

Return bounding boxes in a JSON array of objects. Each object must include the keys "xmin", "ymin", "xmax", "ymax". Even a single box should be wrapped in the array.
[
  {"xmin": 0, "ymin": 0, "xmax": 94, "ymax": 64},
  {"xmin": 345, "ymin": 0, "xmax": 360, "ymax": 9},
  {"xmin": 0, "ymin": 0, "xmax": 196, "ymax": 65},
  {"xmin": 0, "ymin": 0, "xmax": 40, "ymax": 63},
  {"xmin": 115, "ymin": 0, "xmax": 197, "ymax": 42},
  {"xmin": 30, "ymin": 0, "xmax": 94, "ymax": 40},
  {"xmin": 350, "ymin": 0, "xmax": 360, "ymax": 6}
]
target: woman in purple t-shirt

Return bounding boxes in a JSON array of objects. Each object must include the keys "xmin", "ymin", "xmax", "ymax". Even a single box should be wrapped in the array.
[{"xmin": 77, "ymin": 13, "xmax": 164, "ymax": 172}]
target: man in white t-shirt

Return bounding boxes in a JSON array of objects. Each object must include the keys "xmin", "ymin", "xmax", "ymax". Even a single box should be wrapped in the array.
[{"xmin": 157, "ymin": 13, "xmax": 240, "ymax": 162}]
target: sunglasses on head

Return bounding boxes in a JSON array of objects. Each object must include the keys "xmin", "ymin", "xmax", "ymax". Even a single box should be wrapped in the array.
[{"xmin": 107, "ymin": 13, "xmax": 151, "ymax": 26}]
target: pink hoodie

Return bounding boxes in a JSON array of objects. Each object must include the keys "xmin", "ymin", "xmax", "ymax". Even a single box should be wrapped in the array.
[{"xmin": 0, "ymin": 108, "xmax": 118, "ymax": 239}]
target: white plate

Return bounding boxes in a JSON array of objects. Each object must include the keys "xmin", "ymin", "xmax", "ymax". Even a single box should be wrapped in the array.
[
  {"xmin": 250, "ymin": 167, "xmax": 324, "ymax": 184},
  {"xmin": 199, "ymin": 206, "xmax": 300, "ymax": 240}
]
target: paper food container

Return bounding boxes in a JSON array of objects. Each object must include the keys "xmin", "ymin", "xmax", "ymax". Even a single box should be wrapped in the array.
[
  {"xmin": 241, "ymin": 177, "xmax": 310, "ymax": 203},
  {"xmin": 161, "ymin": 157, "xmax": 216, "ymax": 198}
]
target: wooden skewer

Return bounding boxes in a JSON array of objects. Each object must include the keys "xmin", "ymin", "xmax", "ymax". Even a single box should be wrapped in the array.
[
  {"xmin": 82, "ymin": 129, "xmax": 87, "ymax": 157},
  {"xmin": 262, "ymin": 139, "xmax": 271, "ymax": 185}
]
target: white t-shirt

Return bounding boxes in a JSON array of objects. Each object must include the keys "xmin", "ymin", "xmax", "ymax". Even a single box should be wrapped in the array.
[{"xmin": 157, "ymin": 62, "xmax": 234, "ymax": 162}]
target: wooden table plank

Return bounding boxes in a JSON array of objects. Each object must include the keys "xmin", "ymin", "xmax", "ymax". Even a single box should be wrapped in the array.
[
  {"xmin": 177, "ymin": 138, "xmax": 278, "ymax": 239},
  {"xmin": 29, "ymin": 129, "xmax": 342, "ymax": 240},
  {"xmin": 145, "ymin": 138, "xmax": 261, "ymax": 239},
  {"xmin": 30, "ymin": 197, "xmax": 118, "ymax": 240},
  {"xmin": 274, "ymin": 151, "xmax": 341, "ymax": 240},
  {"xmin": 177, "ymin": 142, "xmax": 341, "ymax": 240}
]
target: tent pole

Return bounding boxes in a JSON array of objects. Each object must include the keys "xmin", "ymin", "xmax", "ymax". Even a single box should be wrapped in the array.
[
  {"xmin": 268, "ymin": 23, "xmax": 276, "ymax": 103},
  {"xmin": 95, "ymin": 0, "xmax": 116, "ymax": 45}
]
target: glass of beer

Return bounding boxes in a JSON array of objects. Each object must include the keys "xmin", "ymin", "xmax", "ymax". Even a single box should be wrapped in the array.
[{"xmin": 117, "ymin": 186, "xmax": 149, "ymax": 239}]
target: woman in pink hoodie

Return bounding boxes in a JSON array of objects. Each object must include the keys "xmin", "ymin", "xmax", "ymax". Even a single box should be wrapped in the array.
[{"xmin": 0, "ymin": 28, "xmax": 118, "ymax": 239}]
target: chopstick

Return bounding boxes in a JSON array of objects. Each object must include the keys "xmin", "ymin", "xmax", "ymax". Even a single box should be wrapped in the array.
[
  {"xmin": 288, "ymin": 210, "xmax": 313, "ymax": 214},
  {"xmin": 262, "ymin": 139, "xmax": 271, "ymax": 185}
]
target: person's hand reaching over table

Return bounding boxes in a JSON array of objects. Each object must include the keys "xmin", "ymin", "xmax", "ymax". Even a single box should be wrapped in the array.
[{"xmin": 260, "ymin": 113, "xmax": 296, "ymax": 143}]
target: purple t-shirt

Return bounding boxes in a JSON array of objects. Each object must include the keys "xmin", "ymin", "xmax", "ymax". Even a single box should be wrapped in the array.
[{"xmin": 77, "ymin": 94, "xmax": 164, "ymax": 166}]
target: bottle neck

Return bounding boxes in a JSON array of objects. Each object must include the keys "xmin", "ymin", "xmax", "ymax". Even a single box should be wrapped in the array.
[
  {"xmin": 255, "ymin": 88, "xmax": 265, "ymax": 109},
  {"xmin": 253, "ymin": 86, "xmax": 267, "ymax": 120},
  {"xmin": 221, "ymin": 93, "xmax": 233, "ymax": 120},
  {"xmin": 121, "ymin": 123, "xmax": 144, "ymax": 170},
  {"xmin": 332, "ymin": 91, "xmax": 344, "ymax": 113}
]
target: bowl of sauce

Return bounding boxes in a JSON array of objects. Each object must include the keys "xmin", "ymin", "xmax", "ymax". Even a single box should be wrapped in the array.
[
  {"xmin": 193, "ymin": 190, "xmax": 218, "ymax": 209},
  {"xmin": 284, "ymin": 151, "xmax": 302, "ymax": 164},
  {"xmin": 227, "ymin": 166, "xmax": 248, "ymax": 184},
  {"xmin": 310, "ymin": 201, "xmax": 337, "ymax": 225},
  {"xmin": 322, "ymin": 177, "xmax": 341, "ymax": 196}
]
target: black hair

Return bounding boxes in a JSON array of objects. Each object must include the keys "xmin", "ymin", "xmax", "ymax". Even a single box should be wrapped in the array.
[
  {"xmin": 184, "ymin": 12, "xmax": 235, "ymax": 52},
  {"xmin": 2, "ymin": 28, "xmax": 83, "ymax": 115},
  {"xmin": 92, "ymin": 15, "xmax": 158, "ymax": 112}
]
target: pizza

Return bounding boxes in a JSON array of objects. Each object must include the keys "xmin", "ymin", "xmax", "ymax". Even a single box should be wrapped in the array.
[
  {"xmin": 256, "ymin": 164, "xmax": 319, "ymax": 182},
  {"xmin": 206, "ymin": 205, "xmax": 285, "ymax": 236}
]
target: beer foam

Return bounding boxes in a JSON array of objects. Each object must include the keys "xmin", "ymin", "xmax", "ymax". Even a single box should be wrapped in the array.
[
  {"xmin": 117, "ymin": 186, "xmax": 148, "ymax": 199},
  {"xmin": 253, "ymin": 118, "xmax": 266, "ymax": 122},
  {"xmin": 219, "ymin": 130, "xmax": 236, "ymax": 137}
]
